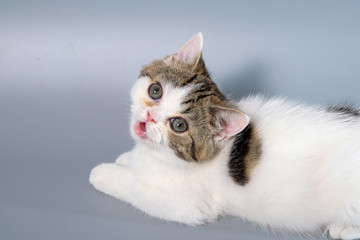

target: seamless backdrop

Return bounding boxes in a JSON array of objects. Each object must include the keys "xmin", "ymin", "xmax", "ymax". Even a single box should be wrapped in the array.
[{"xmin": 1, "ymin": 1, "xmax": 360, "ymax": 239}]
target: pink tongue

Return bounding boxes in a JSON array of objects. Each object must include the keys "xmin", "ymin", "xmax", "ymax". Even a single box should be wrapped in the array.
[{"xmin": 135, "ymin": 122, "xmax": 147, "ymax": 138}]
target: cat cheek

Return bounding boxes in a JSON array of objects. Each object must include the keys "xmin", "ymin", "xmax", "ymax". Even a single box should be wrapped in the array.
[
  {"xmin": 154, "ymin": 127, "xmax": 163, "ymax": 144},
  {"xmin": 131, "ymin": 105, "xmax": 146, "ymax": 121},
  {"xmin": 162, "ymin": 125, "xmax": 171, "ymax": 146},
  {"xmin": 146, "ymin": 124, "xmax": 163, "ymax": 144}
]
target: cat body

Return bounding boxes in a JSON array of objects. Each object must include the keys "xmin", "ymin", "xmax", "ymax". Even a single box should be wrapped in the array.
[{"xmin": 90, "ymin": 33, "xmax": 360, "ymax": 239}]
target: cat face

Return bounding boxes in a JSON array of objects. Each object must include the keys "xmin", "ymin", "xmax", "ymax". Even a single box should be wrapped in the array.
[{"xmin": 130, "ymin": 33, "xmax": 250, "ymax": 162}]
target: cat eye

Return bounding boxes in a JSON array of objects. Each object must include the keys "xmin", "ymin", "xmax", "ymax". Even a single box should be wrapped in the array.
[
  {"xmin": 170, "ymin": 117, "xmax": 188, "ymax": 133},
  {"xmin": 148, "ymin": 82, "xmax": 162, "ymax": 100}
]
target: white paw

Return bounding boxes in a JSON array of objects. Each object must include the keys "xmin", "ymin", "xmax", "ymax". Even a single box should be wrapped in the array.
[
  {"xmin": 89, "ymin": 163, "xmax": 123, "ymax": 196},
  {"xmin": 328, "ymin": 224, "xmax": 360, "ymax": 240},
  {"xmin": 89, "ymin": 163, "xmax": 109, "ymax": 193}
]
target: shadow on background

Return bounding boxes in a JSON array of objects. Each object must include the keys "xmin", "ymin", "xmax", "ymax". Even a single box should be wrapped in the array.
[{"xmin": 220, "ymin": 60, "xmax": 273, "ymax": 100}]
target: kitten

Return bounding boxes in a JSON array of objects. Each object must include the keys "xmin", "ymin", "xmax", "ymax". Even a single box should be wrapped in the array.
[{"xmin": 89, "ymin": 33, "xmax": 360, "ymax": 240}]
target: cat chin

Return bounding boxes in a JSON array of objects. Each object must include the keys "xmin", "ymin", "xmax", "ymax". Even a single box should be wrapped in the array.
[{"xmin": 130, "ymin": 127, "xmax": 164, "ymax": 149}]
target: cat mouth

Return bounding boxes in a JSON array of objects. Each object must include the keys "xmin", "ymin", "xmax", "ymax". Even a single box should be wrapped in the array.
[{"xmin": 134, "ymin": 122, "xmax": 147, "ymax": 139}]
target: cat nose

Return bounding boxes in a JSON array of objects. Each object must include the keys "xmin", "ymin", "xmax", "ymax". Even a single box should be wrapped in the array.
[{"xmin": 146, "ymin": 112, "xmax": 156, "ymax": 123}]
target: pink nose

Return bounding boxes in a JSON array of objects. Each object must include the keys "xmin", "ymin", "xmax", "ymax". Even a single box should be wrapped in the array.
[{"xmin": 146, "ymin": 112, "xmax": 156, "ymax": 123}]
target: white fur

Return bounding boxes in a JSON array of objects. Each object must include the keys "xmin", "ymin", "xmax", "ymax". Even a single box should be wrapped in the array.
[{"xmin": 90, "ymin": 79, "xmax": 360, "ymax": 239}]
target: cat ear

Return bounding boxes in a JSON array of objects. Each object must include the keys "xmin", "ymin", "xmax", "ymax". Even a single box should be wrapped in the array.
[
  {"xmin": 213, "ymin": 106, "xmax": 250, "ymax": 142},
  {"xmin": 166, "ymin": 32, "xmax": 203, "ymax": 66}
]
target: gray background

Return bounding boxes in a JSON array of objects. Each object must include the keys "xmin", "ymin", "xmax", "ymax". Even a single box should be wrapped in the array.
[{"xmin": 1, "ymin": 0, "xmax": 360, "ymax": 239}]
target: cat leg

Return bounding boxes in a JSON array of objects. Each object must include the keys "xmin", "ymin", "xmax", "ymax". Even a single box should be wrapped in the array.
[{"xmin": 89, "ymin": 163, "xmax": 217, "ymax": 225}]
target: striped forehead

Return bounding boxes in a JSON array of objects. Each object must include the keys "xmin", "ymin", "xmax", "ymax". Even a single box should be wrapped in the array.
[{"xmin": 161, "ymin": 81, "xmax": 195, "ymax": 115}]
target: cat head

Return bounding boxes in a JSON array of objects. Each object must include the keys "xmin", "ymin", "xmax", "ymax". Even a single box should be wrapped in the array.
[{"xmin": 130, "ymin": 33, "xmax": 250, "ymax": 162}]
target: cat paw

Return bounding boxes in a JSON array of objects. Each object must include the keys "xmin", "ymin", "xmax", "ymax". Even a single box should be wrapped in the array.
[
  {"xmin": 89, "ymin": 163, "xmax": 109, "ymax": 193},
  {"xmin": 89, "ymin": 163, "xmax": 123, "ymax": 196},
  {"xmin": 328, "ymin": 224, "xmax": 360, "ymax": 240}
]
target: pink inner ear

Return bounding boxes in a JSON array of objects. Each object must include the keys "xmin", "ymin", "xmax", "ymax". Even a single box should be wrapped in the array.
[
  {"xmin": 218, "ymin": 109, "xmax": 250, "ymax": 139},
  {"xmin": 176, "ymin": 33, "xmax": 203, "ymax": 64},
  {"xmin": 224, "ymin": 117, "xmax": 248, "ymax": 136}
]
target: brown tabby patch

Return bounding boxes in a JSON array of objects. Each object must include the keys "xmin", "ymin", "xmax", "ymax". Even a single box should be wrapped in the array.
[{"xmin": 228, "ymin": 124, "xmax": 262, "ymax": 185}]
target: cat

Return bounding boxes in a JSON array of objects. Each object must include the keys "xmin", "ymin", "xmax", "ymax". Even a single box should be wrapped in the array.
[{"xmin": 89, "ymin": 33, "xmax": 360, "ymax": 240}]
